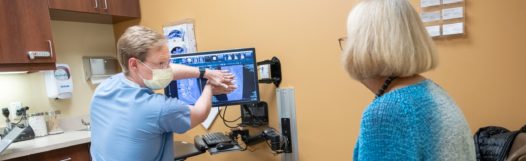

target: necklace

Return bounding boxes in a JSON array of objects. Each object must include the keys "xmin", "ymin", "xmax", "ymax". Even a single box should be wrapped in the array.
[{"xmin": 375, "ymin": 76, "xmax": 398, "ymax": 98}]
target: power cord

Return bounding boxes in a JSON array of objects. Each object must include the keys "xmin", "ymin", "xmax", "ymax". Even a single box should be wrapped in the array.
[
  {"xmin": 219, "ymin": 106, "xmax": 241, "ymax": 122},
  {"xmin": 237, "ymin": 137, "xmax": 249, "ymax": 151},
  {"xmin": 241, "ymin": 103, "xmax": 267, "ymax": 127},
  {"xmin": 265, "ymin": 140, "xmax": 282, "ymax": 155},
  {"xmin": 218, "ymin": 106, "xmax": 240, "ymax": 128}
]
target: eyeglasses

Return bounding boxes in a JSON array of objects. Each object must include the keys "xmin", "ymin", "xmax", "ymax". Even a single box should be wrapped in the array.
[
  {"xmin": 137, "ymin": 59, "xmax": 171, "ymax": 70},
  {"xmin": 338, "ymin": 36, "xmax": 347, "ymax": 51}
]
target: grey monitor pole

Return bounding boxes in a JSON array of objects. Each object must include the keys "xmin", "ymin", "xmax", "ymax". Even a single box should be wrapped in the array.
[{"xmin": 277, "ymin": 88, "xmax": 299, "ymax": 161}]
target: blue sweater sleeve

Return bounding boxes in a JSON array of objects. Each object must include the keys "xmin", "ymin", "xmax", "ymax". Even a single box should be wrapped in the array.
[{"xmin": 354, "ymin": 101, "xmax": 419, "ymax": 161}]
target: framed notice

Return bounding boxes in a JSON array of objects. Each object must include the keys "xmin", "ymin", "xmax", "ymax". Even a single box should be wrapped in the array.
[
  {"xmin": 419, "ymin": 0, "xmax": 466, "ymax": 38},
  {"xmin": 163, "ymin": 19, "xmax": 197, "ymax": 55}
]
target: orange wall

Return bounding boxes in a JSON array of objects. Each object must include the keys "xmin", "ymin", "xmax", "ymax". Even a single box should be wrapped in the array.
[{"xmin": 114, "ymin": 0, "xmax": 526, "ymax": 161}]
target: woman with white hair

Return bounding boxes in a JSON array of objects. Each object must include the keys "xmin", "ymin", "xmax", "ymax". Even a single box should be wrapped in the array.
[{"xmin": 341, "ymin": 0, "xmax": 476, "ymax": 160}]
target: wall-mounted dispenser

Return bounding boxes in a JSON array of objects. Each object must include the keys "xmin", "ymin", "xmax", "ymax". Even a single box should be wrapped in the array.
[
  {"xmin": 82, "ymin": 56, "xmax": 121, "ymax": 85},
  {"xmin": 45, "ymin": 64, "xmax": 73, "ymax": 99},
  {"xmin": 257, "ymin": 57, "xmax": 282, "ymax": 87}
]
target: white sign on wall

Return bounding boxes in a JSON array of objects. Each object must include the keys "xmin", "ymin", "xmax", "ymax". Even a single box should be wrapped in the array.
[
  {"xmin": 163, "ymin": 19, "xmax": 197, "ymax": 55},
  {"xmin": 442, "ymin": 22, "xmax": 464, "ymax": 35},
  {"xmin": 442, "ymin": 7, "xmax": 464, "ymax": 20}
]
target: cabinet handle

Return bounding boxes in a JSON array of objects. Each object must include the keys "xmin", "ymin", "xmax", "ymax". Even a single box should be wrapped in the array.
[
  {"xmin": 103, "ymin": 0, "xmax": 108, "ymax": 10},
  {"xmin": 47, "ymin": 40, "xmax": 54, "ymax": 59},
  {"xmin": 94, "ymin": 0, "xmax": 98, "ymax": 8},
  {"xmin": 60, "ymin": 157, "xmax": 72, "ymax": 161}
]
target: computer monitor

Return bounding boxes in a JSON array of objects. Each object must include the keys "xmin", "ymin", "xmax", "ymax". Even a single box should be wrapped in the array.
[{"xmin": 165, "ymin": 48, "xmax": 260, "ymax": 106}]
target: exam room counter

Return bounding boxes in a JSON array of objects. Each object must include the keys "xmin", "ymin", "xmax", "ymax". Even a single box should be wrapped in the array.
[{"xmin": 0, "ymin": 131, "xmax": 91, "ymax": 160}]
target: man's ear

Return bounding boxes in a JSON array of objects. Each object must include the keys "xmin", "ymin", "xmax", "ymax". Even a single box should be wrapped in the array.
[{"xmin": 128, "ymin": 57, "xmax": 138, "ymax": 72}]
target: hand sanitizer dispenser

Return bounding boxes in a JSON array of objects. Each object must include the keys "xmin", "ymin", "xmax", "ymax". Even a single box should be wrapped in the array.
[{"xmin": 45, "ymin": 64, "xmax": 73, "ymax": 99}]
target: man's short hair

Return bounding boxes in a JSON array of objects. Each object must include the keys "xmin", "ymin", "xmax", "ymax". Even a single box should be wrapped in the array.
[{"xmin": 117, "ymin": 25, "xmax": 167, "ymax": 74}]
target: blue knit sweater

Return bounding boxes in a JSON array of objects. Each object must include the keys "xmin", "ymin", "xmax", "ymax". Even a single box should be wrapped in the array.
[{"xmin": 353, "ymin": 80, "xmax": 476, "ymax": 161}]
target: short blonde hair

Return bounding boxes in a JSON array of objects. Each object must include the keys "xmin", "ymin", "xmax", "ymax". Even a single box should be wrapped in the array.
[
  {"xmin": 342, "ymin": 0, "xmax": 438, "ymax": 80},
  {"xmin": 117, "ymin": 25, "xmax": 167, "ymax": 73}
]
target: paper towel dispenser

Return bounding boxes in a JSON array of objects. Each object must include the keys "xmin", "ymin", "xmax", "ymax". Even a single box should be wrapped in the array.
[{"xmin": 82, "ymin": 56, "xmax": 121, "ymax": 85}]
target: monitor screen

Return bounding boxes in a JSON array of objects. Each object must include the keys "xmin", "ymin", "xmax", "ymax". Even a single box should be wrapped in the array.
[{"xmin": 165, "ymin": 48, "xmax": 260, "ymax": 106}]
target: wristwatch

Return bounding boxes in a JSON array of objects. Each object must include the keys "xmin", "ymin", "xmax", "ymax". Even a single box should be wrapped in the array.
[{"xmin": 199, "ymin": 67, "xmax": 206, "ymax": 79}]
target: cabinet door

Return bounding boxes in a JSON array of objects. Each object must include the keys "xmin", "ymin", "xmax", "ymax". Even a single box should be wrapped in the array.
[
  {"xmin": 100, "ymin": 0, "xmax": 140, "ymax": 18},
  {"xmin": 48, "ymin": 0, "xmax": 100, "ymax": 14},
  {"xmin": 4, "ymin": 156, "xmax": 29, "ymax": 161},
  {"xmin": 29, "ymin": 144, "xmax": 91, "ymax": 161},
  {"xmin": 0, "ymin": 0, "xmax": 55, "ymax": 65}
]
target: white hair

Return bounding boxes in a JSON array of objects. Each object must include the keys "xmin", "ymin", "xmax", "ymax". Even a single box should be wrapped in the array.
[{"xmin": 342, "ymin": 0, "xmax": 438, "ymax": 80}]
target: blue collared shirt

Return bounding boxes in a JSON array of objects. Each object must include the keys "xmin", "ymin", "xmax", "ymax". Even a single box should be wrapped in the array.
[{"xmin": 90, "ymin": 73, "xmax": 191, "ymax": 161}]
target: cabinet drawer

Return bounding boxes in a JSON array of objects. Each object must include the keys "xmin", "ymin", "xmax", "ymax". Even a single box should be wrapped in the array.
[{"xmin": 29, "ymin": 144, "xmax": 91, "ymax": 161}]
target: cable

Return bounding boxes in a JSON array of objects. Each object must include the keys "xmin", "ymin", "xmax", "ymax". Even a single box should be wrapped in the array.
[
  {"xmin": 241, "ymin": 104, "xmax": 267, "ymax": 127},
  {"xmin": 265, "ymin": 139, "xmax": 282, "ymax": 155},
  {"xmin": 13, "ymin": 118, "xmax": 23, "ymax": 125},
  {"xmin": 243, "ymin": 105, "xmax": 255, "ymax": 117},
  {"xmin": 13, "ymin": 115, "xmax": 28, "ymax": 126},
  {"xmin": 265, "ymin": 139, "xmax": 272, "ymax": 149},
  {"xmin": 236, "ymin": 138, "xmax": 248, "ymax": 151},
  {"xmin": 281, "ymin": 134, "xmax": 290, "ymax": 152},
  {"xmin": 221, "ymin": 117, "xmax": 239, "ymax": 128},
  {"xmin": 218, "ymin": 106, "xmax": 240, "ymax": 128},
  {"xmin": 219, "ymin": 106, "xmax": 241, "ymax": 122}
]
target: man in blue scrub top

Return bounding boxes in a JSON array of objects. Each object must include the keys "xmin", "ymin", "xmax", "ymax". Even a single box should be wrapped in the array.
[{"xmin": 90, "ymin": 26, "xmax": 237, "ymax": 161}]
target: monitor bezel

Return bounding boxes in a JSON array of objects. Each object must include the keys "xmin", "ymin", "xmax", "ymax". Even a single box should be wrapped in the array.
[{"xmin": 169, "ymin": 48, "xmax": 260, "ymax": 107}]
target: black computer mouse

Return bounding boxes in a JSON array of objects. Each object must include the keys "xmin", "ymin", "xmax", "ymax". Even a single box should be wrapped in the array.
[{"xmin": 216, "ymin": 142, "xmax": 234, "ymax": 150}]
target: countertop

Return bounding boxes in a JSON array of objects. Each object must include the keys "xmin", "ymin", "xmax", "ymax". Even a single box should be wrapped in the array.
[{"xmin": 0, "ymin": 131, "xmax": 91, "ymax": 160}]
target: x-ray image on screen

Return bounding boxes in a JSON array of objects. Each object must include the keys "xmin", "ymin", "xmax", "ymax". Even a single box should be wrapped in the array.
[
  {"xmin": 176, "ymin": 78, "xmax": 203, "ymax": 104},
  {"xmin": 164, "ymin": 48, "xmax": 259, "ymax": 106},
  {"xmin": 221, "ymin": 65, "xmax": 243, "ymax": 101}
]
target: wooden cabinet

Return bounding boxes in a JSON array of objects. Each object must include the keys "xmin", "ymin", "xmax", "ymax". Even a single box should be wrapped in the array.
[
  {"xmin": 48, "ymin": 0, "xmax": 100, "ymax": 14},
  {"xmin": 102, "ymin": 0, "xmax": 140, "ymax": 18},
  {"xmin": 5, "ymin": 144, "xmax": 91, "ymax": 161},
  {"xmin": 0, "ymin": 0, "xmax": 140, "ymax": 72},
  {"xmin": 30, "ymin": 144, "xmax": 91, "ymax": 161},
  {"xmin": 0, "ymin": 0, "xmax": 56, "ymax": 72},
  {"xmin": 49, "ymin": 0, "xmax": 140, "ymax": 18},
  {"xmin": 3, "ymin": 156, "xmax": 29, "ymax": 161}
]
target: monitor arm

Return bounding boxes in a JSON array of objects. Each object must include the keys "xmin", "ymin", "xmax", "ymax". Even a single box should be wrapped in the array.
[{"xmin": 229, "ymin": 127, "xmax": 288, "ymax": 153}]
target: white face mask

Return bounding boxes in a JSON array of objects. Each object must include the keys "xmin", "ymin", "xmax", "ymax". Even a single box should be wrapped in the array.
[{"xmin": 137, "ymin": 60, "xmax": 173, "ymax": 90}]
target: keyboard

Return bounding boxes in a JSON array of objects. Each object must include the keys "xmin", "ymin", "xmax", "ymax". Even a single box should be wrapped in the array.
[{"xmin": 202, "ymin": 132, "xmax": 231, "ymax": 146}]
